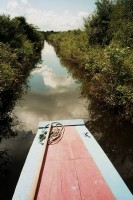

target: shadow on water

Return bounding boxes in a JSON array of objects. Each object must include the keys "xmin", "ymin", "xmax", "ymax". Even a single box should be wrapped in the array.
[
  {"xmin": 58, "ymin": 53, "xmax": 133, "ymax": 193},
  {"xmin": 86, "ymin": 101, "xmax": 133, "ymax": 192},
  {"xmin": 0, "ymin": 129, "xmax": 34, "ymax": 200},
  {"xmin": 0, "ymin": 91, "xmax": 35, "ymax": 199},
  {"xmin": 0, "ymin": 114, "xmax": 18, "ymax": 178},
  {"xmin": 0, "ymin": 67, "xmax": 37, "ymax": 200}
]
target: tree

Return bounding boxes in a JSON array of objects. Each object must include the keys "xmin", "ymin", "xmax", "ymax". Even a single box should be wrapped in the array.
[
  {"xmin": 85, "ymin": 0, "xmax": 113, "ymax": 46},
  {"xmin": 110, "ymin": 0, "xmax": 133, "ymax": 47}
]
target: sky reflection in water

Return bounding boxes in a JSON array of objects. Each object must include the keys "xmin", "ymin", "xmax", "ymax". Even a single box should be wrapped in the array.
[{"xmin": 14, "ymin": 43, "xmax": 88, "ymax": 132}]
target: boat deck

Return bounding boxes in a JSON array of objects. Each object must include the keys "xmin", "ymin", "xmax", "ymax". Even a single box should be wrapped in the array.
[
  {"xmin": 12, "ymin": 119, "xmax": 133, "ymax": 200},
  {"xmin": 35, "ymin": 126, "xmax": 115, "ymax": 200}
]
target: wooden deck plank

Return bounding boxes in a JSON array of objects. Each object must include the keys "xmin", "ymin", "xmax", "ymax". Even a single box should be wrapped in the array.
[
  {"xmin": 66, "ymin": 126, "xmax": 90, "ymax": 159},
  {"xmin": 60, "ymin": 159, "xmax": 81, "ymax": 200},
  {"xmin": 58, "ymin": 129, "xmax": 81, "ymax": 199},
  {"xmin": 50, "ymin": 127, "xmax": 81, "ymax": 199},
  {"xmin": 59, "ymin": 127, "xmax": 74, "ymax": 160},
  {"xmin": 35, "ymin": 133, "xmax": 61, "ymax": 200},
  {"xmin": 65, "ymin": 127, "xmax": 115, "ymax": 200},
  {"xmin": 75, "ymin": 159, "xmax": 115, "ymax": 200},
  {"xmin": 35, "ymin": 157, "xmax": 56, "ymax": 200},
  {"xmin": 49, "ymin": 159, "xmax": 63, "ymax": 200}
]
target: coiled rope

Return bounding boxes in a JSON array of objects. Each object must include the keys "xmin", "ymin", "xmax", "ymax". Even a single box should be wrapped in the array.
[{"xmin": 39, "ymin": 122, "xmax": 65, "ymax": 145}]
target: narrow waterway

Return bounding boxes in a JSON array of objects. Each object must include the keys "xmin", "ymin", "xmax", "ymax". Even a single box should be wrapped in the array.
[
  {"xmin": 0, "ymin": 42, "xmax": 133, "ymax": 200},
  {"xmin": 14, "ymin": 43, "xmax": 89, "ymax": 132},
  {"xmin": 0, "ymin": 42, "xmax": 88, "ymax": 200}
]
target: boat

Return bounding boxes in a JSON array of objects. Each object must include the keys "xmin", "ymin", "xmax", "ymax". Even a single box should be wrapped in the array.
[{"xmin": 12, "ymin": 119, "xmax": 133, "ymax": 200}]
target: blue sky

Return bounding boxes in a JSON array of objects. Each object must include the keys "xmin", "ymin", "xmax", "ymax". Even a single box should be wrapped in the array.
[{"xmin": 0, "ymin": 0, "xmax": 96, "ymax": 31}]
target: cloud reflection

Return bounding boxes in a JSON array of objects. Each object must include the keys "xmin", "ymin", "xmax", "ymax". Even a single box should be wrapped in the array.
[
  {"xmin": 42, "ymin": 43, "xmax": 56, "ymax": 56},
  {"xmin": 32, "ymin": 66, "xmax": 74, "ymax": 89},
  {"xmin": 41, "ymin": 66, "xmax": 74, "ymax": 88},
  {"xmin": 14, "ymin": 86, "xmax": 88, "ymax": 132},
  {"xmin": 14, "ymin": 42, "xmax": 88, "ymax": 132}
]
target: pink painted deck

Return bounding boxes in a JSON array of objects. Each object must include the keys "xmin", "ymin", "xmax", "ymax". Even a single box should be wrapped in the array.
[{"xmin": 34, "ymin": 126, "xmax": 115, "ymax": 200}]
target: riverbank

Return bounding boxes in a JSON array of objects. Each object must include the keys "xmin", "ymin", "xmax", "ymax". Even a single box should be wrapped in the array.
[
  {"xmin": 45, "ymin": 0, "xmax": 133, "ymax": 123},
  {"xmin": 0, "ymin": 15, "xmax": 44, "ymax": 121},
  {"xmin": 46, "ymin": 31, "xmax": 133, "ymax": 122},
  {"xmin": 46, "ymin": 24, "xmax": 133, "ymax": 123},
  {"xmin": 0, "ymin": 15, "xmax": 44, "ymax": 189}
]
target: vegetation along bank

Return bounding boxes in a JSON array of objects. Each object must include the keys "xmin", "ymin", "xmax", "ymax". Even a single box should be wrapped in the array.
[
  {"xmin": 0, "ymin": 15, "xmax": 44, "ymax": 119},
  {"xmin": 46, "ymin": 0, "xmax": 133, "ymax": 122}
]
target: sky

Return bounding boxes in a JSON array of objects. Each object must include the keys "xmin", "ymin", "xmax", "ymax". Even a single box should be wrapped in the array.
[{"xmin": 0, "ymin": 0, "xmax": 96, "ymax": 31}]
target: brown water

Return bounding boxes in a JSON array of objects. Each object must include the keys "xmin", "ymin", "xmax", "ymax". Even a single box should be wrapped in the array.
[{"xmin": 0, "ymin": 42, "xmax": 133, "ymax": 199}]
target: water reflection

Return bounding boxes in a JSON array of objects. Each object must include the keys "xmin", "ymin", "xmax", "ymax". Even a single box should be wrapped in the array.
[
  {"xmin": 0, "ymin": 103, "xmax": 34, "ymax": 199},
  {"xmin": 86, "ymin": 101, "xmax": 133, "ymax": 191},
  {"xmin": 34, "ymin": 67, "xmax": 74, "ymax": 89},
  {"xmin": 0, "ymin": 149, "xmax": 10, "ymax": 177},
  {"xmin": 0, "ymin": 130, "xmax": 34, "ymax": 200},
  {"xmin": 14, "ymin": 43, "xmax": 89, "ymax": 132},
  {"xmin": 15, "ymin": 87, "xmax": 88, "ymax": 130}
]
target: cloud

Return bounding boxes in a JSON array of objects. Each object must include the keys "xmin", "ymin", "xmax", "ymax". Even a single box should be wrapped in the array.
[
  {"xmin": 33, "ymin": 66, "xmax": 74, "ymax": 89},
  {"xmin": 27, "ymin": 9, "xmax": 89, "ymax": 31},
  {"xmin": 4, "ymin": 0, "xmax": 89, "ymax": 31},
  {"xmin": 7, "ymin": 0, "xmax": 19, "ymax": 10},
  {"xmin": 78, "ymin": 11, "xmax": 89, "ymax": 18},
  {"xmin": 21, "ymin": 0, "xmax": 28, "ymax": 4},
  {"xmin": 6, "ymin": 0, "xmax": 30, "ymax": 17}
]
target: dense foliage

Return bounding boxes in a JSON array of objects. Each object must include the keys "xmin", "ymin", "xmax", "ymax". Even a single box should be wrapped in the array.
[
  {"xmin": 46, "ymin": 0, "xmax": 133, "ymax": 122},
  {"xmin": 0, "ymin": 15, "xmax": 44, "ymax": 118}
]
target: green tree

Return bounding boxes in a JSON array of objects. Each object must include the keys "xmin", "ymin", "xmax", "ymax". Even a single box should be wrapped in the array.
[
  {"xmin": 110, "ymin": 0, "xmax": 133, "ymax": 47},
  {"xmin": 0, "ymin": 15, "xmax": 44, "ymax": 118},
  {"xmin": 84, "ymin": 0, "xmax": 113, "ymax": 46}
]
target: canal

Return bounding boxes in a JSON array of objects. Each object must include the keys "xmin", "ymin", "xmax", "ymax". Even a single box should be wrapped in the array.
[{"xmin": 0, "ymin": 42, "xmax": 133, "ymax": 199}]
